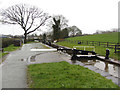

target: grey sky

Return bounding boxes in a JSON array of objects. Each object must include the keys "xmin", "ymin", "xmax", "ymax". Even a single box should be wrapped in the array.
[{"xmin": 0, "ymin": 0, "xmax": 119, "ymax": 35}]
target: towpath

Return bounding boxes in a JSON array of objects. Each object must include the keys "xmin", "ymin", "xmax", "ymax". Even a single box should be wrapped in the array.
[{"xmin": 2, "ymin": 43, "xmax": 46, "ymax": 88}]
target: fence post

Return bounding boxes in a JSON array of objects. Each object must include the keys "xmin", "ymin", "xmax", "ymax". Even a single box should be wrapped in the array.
[
  {"xmin": 107, "ymin": 42, "xmax": 109, "ymax": 47},
  {"xmin": 115, "ymin": 45, "xmax": 116, "ymax": 53},
  {"xmin": 87, "ymin": 41, "xmax": 88, "ymax": 45},
  {"xmin": 99, "ymin": 42, "xmax": 100, "ymax": 46},
  {"xmin": 92, "ymin": 41, "xmax": 94, "ymax": 46}
]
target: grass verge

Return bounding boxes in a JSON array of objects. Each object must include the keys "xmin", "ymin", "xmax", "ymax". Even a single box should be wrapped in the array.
[
  {"xmin": 41, "ymin": 43, "xmax": 50, "ymax": 49},
  {"xmin": 57, "ymin": 41, "xmax": 120, "ymax": 60},
  {"xmin": 26, "ymin": 41, "xmax": 36, "ymax": 44},
  {"xmin": 3, "ymin": 44, "xmax": 21, "ymax": 52},
  {"xmin": 27, "ymin": 61, "xmax": 119, "ymax": 88},
  {"xmin": 0, "ymin": 44, "xmax": 22, "ymax": 63},
  {"xmin": 0, "ymin": 52, "xmax": 7, "ymax": 58}
]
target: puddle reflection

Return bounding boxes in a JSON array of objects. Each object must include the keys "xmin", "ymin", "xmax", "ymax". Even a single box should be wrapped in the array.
[{"xmin": 79, "ymin": 59, "xmax": 119, "ymax": 78}]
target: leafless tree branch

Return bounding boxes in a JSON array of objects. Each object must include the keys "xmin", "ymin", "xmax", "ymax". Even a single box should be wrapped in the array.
[{"xmin": 0, "ymin": 4, "xmax": 50, "ymax": 43}]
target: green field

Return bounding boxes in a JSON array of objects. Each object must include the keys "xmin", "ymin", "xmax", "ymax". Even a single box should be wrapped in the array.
[
  {"xmin": 67, "ymin": 32, "xmax": 119, "ymax": 43},
  {"xmin": 27, "ymin": 61, "xmax": 119, "ymax": 88},
  {"xmin": 57, "ymin": 32, "xmax": 120, "ymax": 60}
]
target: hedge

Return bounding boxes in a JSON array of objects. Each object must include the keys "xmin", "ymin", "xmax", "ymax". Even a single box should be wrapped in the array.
[{"xmin": 2, "ymin": 38, "xmax": 15, "ymax": 48}]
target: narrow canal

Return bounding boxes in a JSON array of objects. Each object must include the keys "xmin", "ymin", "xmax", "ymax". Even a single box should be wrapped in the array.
[{"xmin": 80, "ymin": 59, "xmax": 119, "ymax": 78}]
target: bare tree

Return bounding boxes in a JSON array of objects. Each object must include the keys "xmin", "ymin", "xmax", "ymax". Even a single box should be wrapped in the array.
[{"xmin": 0, "ymin": 4, "xmax": 50, "ymax": 43}]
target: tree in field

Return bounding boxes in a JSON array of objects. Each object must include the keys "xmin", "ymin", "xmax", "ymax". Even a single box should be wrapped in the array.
[
  {"xmin": 0, "ymin": 4, "xmax": 50, "ymax": 43},
  {"xmin": 51, "ymin": 15, "xmax": 68, "ymax": 40},
  {"xmin": 60, "ymin": 28, "xmax": 69, "ymax": 38},
  {"xmin": 68, "ymin": 26, "xmax": 82, "ymax": 37}
]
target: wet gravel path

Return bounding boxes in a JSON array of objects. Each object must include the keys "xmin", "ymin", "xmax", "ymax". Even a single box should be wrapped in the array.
[{"xmin": 2, "ymin": 43, "xmax": 46, "ymax": 88}]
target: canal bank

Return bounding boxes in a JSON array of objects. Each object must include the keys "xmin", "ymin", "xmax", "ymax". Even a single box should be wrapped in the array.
[{"xmin": 29, "ymin": 43, "xmax": 120, "ymax": 86}]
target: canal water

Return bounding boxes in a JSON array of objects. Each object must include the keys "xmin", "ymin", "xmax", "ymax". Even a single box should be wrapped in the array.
[{"xmin": 78, "ymin": 59, "xmax": 120, "ymax": 78}]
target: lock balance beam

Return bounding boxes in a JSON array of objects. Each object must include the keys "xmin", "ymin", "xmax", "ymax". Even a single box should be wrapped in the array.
[{"xmin": 31, "ymin": 49, "xmax": 57, "ymax": 52}]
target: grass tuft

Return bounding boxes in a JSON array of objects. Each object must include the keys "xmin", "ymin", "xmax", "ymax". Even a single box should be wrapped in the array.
[
  {"xmin": 27, "ymin": 61, "xmax": 119, "ymax": 88},
  {"xmin": 0, "ymin": 44, "xmax": 21, "ymax": 59}
]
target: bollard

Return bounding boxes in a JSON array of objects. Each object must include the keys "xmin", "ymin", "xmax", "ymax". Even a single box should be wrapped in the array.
[
  {"xmin": 71, "ymin": 48, "xmax": 77, "ymax": 60},
  {"xmin": 0, "ymin": 48, "xmax": 4, "ymax": 52},
  {"xmin": 2, "ymin": 48, "xmax": 4, "ymax": 52},
  {"xmin": 105, "ymin": 49, "xmax": 110, "ymax": 59}
]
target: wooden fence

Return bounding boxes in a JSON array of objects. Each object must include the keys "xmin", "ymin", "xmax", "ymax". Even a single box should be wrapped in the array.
[
  {"xmin": 115, "ymin": 45, "xmax": 120, "ymax": 53},
  {"xmin": 65, "ymin": 40, "xmax": 120, "ymax": 53}
]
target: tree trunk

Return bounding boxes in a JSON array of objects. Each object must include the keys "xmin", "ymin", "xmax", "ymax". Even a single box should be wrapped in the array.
[{"xmin": 24, "ymin": 32, "xmax": 27, "ymax": 44}]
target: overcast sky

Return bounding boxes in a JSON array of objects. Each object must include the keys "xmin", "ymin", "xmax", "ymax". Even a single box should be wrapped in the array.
[{"xmin": 0, "ymin": 0, "xmax": 119, "ymax": 35}]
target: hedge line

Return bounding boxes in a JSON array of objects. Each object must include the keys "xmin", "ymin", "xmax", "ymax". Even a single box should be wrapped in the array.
[
  {"xmin": 1, "ymin": 38, "xmax": 35, "ymax": 48},
  {"xmin": 2, "ymin": 38, "xmax": 15, "ymax": 48}
]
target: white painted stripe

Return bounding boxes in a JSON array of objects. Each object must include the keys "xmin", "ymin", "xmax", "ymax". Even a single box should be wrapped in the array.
[
  {"xmin": 31, "ymin": 49, "xmax": 57, "ymax": 52},
  {"xmin": 77, "ymin": 55, "xmax": 96, "ymax": 57}
]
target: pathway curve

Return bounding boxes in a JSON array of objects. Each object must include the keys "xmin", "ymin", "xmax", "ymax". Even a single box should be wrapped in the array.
[{"xmin": 2, "ymin": 43, "xmax": 46, "ymax": 88}]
